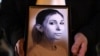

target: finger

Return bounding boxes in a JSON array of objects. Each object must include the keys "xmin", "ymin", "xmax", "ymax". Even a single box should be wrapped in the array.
[
  {"xmin": 71, "ymin": 38, "xmax": 82, "ymax": 55},
  {"xmin": 78, "ymin": 42, "xmax": 87, "ymax": 56}
]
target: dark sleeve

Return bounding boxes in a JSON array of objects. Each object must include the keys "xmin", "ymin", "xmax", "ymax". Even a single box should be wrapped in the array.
[
  {"xmin": 0, "ymin": 0, "xmax": 25, "ymax": 48},
  {"xmin": 79, "ymin": 19, "xmax": 97, "ymax": 44},
  {"xmin": 1, "ymin": 0, "xmax": 37, "ymax": 48},
  {"xmin": 79, "ymin": 11, "xmax": 99, "ymax": 56},
  {"xmin": 79, "ymin": 0, "xmax": 100, "ymax": 44},
  {"xmin": 78, "ymin": 0, "xmax": 100, "ymax": 55}
]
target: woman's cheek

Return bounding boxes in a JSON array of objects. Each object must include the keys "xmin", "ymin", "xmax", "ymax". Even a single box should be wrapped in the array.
[{"xmin": 48, "ymin": 25, "xmax": 57, "ymax": 32}]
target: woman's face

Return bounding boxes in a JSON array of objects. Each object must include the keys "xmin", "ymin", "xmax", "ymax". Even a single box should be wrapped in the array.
[{"xmin": 42, "ymin": 13, "xmax": 65, "ymax": 41}]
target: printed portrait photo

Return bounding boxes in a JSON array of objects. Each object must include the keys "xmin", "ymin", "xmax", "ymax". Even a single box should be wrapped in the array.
[{"xmin": 26, "ymin": 6, "xmax": 69, "ymax": 56}]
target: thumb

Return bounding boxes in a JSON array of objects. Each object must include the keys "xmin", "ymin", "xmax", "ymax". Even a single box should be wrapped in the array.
[{"xmin": 71, "ymin": 33, "xmax": 83, "ymax": 55}]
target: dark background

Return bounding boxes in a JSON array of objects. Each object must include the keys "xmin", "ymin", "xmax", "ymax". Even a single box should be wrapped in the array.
[{"xmin": 0, "ymin": 0, "xmax": 100, "ymax": 56}]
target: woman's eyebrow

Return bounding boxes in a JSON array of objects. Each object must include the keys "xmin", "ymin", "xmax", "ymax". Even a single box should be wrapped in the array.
[
  {"xmin": 49, "ymin": 20, "xmax": 57, "ymax": 23},
  {"xmin": 49, "ymin": 20, "xmax": 56, "ymax": 22},
  {"xmin": 49, "ymin": 20, "xmax": 64, "ymax": 22}
]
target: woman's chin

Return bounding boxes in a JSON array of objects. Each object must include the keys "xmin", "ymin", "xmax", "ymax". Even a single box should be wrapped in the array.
[{"xmin": 54, "ymin": 36, "xmax": 62, "ymax": 40}]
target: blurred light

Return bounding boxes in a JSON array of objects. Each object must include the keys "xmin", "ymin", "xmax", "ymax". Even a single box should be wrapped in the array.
[
  {"xmin": 0, "ymin": 0, "xmax": 2, "ymax": 9},
  {"xmin": 36, "ymin": 0, "xmax": 65, "ymax": 5},
  {"xmin": 0, "ymin": 0, "xmax": 2, "ymax": 4}
]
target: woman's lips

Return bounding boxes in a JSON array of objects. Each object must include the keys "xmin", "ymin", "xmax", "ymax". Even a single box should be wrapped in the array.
[{"xmin": 55, "ymin": 33, "xmax": 62, "ymax": 36}]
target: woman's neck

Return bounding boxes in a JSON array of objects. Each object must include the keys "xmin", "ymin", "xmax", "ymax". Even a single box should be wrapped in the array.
[
  {"xmin": 36, "ymin": 0, "xmax": 65, "ymax": 5},
  {"xmin": 39, "ymin": 36, "xmax": 57, "ymax": 50}
]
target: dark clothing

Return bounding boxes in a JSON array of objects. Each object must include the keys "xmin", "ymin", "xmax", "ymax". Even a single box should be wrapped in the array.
[
  {"xmin": 69, "ymin": 0, "xmax": 99, "ymax": 56},
  {"xmin": 0, "ymin": 0, "xmax": 100, "ymax": 56}
]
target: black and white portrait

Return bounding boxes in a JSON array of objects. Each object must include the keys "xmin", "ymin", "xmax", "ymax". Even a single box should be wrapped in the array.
[{"xmin": 27, "ymin": 6, "xmax": 69, "ymax": 56}]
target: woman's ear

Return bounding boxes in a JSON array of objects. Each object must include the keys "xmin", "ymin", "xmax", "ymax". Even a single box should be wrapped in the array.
[{"xmin": 35, "ymin": 24, "xmax": 43, "ymax": 32}]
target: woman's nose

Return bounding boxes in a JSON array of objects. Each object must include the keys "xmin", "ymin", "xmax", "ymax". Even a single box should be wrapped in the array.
[{"xmin": 56, "ymin": 25, "xmax": 61, "ymax": 31}]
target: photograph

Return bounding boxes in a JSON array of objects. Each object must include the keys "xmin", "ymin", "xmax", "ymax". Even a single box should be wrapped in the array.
[{"xmin": 26, "ymin": 6, "xmax": 69, "ymax": 56}]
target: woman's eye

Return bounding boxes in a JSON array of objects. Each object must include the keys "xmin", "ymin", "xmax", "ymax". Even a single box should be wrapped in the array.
[
  {"xmin": 60, "ymin": 22, "xmax": 64, "ymax": 25},
  {"xmin": 49, "ymin": 22, "xmax": 54, "ymax": 25}
]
